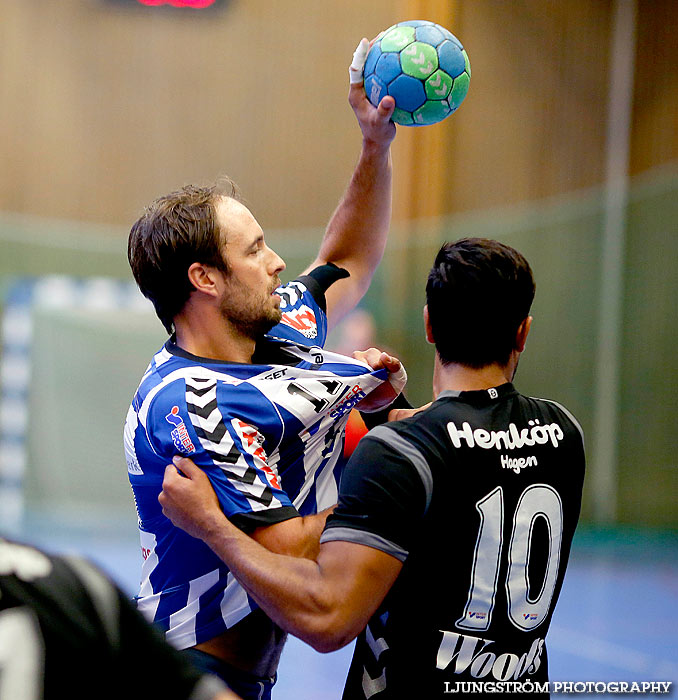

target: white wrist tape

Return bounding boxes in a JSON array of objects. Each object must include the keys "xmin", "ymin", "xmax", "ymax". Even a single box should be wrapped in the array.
[
  {"xmin": 349, "ymin": 38, "xmax": 370, "ymax": 84},
  {"xmin": 387, "ymin": 363, "xmax": 408, "ymax": 395}
]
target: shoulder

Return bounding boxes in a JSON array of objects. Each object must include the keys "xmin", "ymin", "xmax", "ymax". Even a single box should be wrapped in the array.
[
  {"xmin": 138, "ymin": 360, "xmax": 257, "ymax": 419},
  {"xmin": 362, "ymin": 421, "xmax": 432, "ymax": 463},
  {"xmin": 0, "ymin": 539, "xmax": 119, "ymax": 630},
  {"xmin": 323, "ymin": 422, "xmax": 432, "ymax": 559},
  {"xmin": 137, "ymin": 373, "xmax": 191, "ymax": 427},
  {"xmin": 265, "ymin": 266, "xmax": 347, "ymax": 346},
  {"xmin": 0, "ymin": 538, "xmax": 55, "ymax": 587},
  {"xmin": 295, "ymin": 263, "xmax": 350, "ymax": 310},
  {"xmin": 524, "ymin": 394, "xmax": 585, "ymax": 445},
  {"xmin": 363, "ymin": 400, "xmax": 456, "ymax": 461},
  {"xmin": 351, "ymin": 423, "xmax": 435, "ymax": 509},
  {"xmin": 267, "ymin": 278, "xmax": 325, "ymax": 344},
  {"xmin": 377, "ymin": 398, "xmax": 453, "ymax": 448}
]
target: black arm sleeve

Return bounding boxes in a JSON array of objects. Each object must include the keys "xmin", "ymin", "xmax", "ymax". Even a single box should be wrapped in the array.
[
  {"xmin": 360, "ymin": 392, "xmax": 413, "ymax": 430},
  {"xmin": 320, "ymin": 429, "xmax": 428, "ymax": 561},
  {"xmin": 296, "ymin": 263, "xmax": 350, "ymax": 313},
  {"xmin": 230, "ymin": 505, "xmax": 300, "ymax": 534}
]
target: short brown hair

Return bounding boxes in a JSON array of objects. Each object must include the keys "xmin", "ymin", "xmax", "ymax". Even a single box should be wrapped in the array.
[
  {"xmin": 426, "ymin": 238, "xmax": 535, "ymax": 367},
  {"xmin": 128, "ymin": 178, "xmax": 241, "ymax": 333}
]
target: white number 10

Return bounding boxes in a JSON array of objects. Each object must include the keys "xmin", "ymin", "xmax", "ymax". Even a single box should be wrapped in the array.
[{"xmin": 456, "ymin": 484, "xmax": 563, "ymax": 632}]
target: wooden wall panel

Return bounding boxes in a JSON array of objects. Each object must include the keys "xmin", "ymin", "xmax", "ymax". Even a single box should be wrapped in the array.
[
  {"xmin": 1, "ymin": 1, "xmax": 676, "ymax": 234},
  {"xmin": 389, "ymin": 0, "xmax": 458, "ymax": 222},
  {"xmin": 630, "ymin": 0, "xmax": 678, "ymax": 174},
  {"xmin": 0, "ymin": 0, "xmax": 400, "ymax": 229},
  {"xmin": 434, "ymin": 1, "xmax": 612, "ymax": 216}
]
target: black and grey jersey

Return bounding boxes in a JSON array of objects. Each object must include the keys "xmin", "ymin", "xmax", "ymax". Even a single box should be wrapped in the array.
[
  {"xmin": 0, "ymin": 538, "xmax": 226, "ymax": 700},
  {"xmin": 321, "ymin": 383, "xmax": 585, "ymax": 699}
]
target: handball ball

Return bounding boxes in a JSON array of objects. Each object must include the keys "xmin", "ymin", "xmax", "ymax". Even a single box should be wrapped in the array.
[{"xmin": 364, "ymin": 20, "xmax": 471, "ymax": 126}]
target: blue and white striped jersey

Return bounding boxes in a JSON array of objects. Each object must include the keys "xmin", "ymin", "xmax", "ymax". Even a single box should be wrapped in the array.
[{"xmin": 124, "ymin": 270, "xmax": 387, "ymax": 649}]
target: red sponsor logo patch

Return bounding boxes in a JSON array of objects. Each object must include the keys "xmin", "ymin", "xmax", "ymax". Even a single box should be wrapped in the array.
[
  {"xmin": 234, "ymin": 420, "xmax": 281, "ymax": 490},
  {"xmin": 279, "ymin": 306, "xmax": 317, "ymax": 339}
]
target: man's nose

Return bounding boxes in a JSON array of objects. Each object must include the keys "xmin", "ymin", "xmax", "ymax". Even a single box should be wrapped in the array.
[{"xmin": 269, "ymin": 248, "xmax": 286, "ymax": 274}]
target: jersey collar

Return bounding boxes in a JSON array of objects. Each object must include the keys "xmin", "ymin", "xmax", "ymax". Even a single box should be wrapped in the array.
[
  {"xmin": 165, "ymin": 335, "xmax": 301, "ymax": 367},
  {"xmin": 437, "ymin": 382, "xmax": 517, "ymax": 405}
]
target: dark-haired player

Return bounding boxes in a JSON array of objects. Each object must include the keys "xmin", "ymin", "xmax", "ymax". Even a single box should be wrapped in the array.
[
  {"xmin": 0, "ymin": 537, "xmax": 239, "ymax": 700},
  {"xmin": 159, "ymin": 238, "xmax": 586, "ymax": 699},
  {"xmin": 124, "ymin": 39, "xmax": 406, "ymax": 700}
]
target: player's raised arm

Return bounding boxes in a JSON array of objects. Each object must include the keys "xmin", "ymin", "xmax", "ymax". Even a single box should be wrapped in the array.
[{"xmin": 302, "ymin": 38, "xmax": 397, "ymax": 330}]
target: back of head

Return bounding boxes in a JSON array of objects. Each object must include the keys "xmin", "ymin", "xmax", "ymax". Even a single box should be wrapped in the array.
[
  {"xmin": 426, "ymin": 238, "xmax": 535, "ymax": 368},
  {"xmin": 128, "ymin": 179, "xmax": 240, "ymax": 334}
]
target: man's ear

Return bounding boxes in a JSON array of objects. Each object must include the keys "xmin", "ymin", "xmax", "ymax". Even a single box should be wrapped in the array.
[
  {"xmin": 515, "ymin": 316, "xmax": 533, "ymax": 352},
  {"xmin": 186, "ymin": 262, "xmax": 221, "ymax": 298},
  {"xmin": 423, "ymin": 305, "xmax": 435, "ymax": 345}
]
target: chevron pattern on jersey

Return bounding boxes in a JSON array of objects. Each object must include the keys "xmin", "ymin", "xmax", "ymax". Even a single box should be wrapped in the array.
[{"xmin": 185, "ymin": 377, "xmax": 276, "ymax": 509}]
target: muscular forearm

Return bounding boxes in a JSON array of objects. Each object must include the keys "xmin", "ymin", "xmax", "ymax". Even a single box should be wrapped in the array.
[
  {"xmin": 201, "ymin": 518, "xmax": 347, "ymax": 652},
  {"xmin": 300, "ymin": 73, "xmax": 396, "ymax": 328},
  {"xmin": 319, "ymin": 141, "xmax": 392, "ymax": 280},
  {"xmin": 159, "ymin": 461, "xmax": 376, "ymax": 651}
]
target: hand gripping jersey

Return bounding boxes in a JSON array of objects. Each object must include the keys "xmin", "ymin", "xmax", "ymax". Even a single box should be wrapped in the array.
[
  {"xmin": 0, "ymin": 538, "xmax": 225, "ymax": 700},
  {"xmin": 321, "ymin": 383, "xmax": 585, "ymax": 699},
  {"xmin": 124, "ymin": 268, "xmax": 388, "ymax": 648}
]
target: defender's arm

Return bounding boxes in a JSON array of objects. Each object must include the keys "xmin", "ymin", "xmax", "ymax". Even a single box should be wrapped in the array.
[{"xmin": 160, "ymin": 458, "xmax": 402, "ymax": 652}]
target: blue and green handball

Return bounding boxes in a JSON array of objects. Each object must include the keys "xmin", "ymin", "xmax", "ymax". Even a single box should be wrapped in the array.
[{"xmin": 364, "ymin": 20, "xmax": 471, "ymax": 126}]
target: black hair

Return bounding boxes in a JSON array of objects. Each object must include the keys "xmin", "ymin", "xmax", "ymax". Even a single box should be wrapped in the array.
[{"xmin": 425, "ymin": 238, "xmax": 535, "ymax": 367}]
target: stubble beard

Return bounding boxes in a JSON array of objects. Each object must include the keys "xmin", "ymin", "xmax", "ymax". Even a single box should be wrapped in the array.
[{"xmin": 219, "ymin": 280, "xmax": 282, "ymax": 340}]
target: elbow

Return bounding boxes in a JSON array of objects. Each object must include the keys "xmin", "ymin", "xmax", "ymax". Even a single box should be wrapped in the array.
[
  {"xmin": 302, "ymin": 623, "xmax": 356, "ymax": 654},
  {"xmin": 292, "ymin": 604, "xmax": 359, "ymax": 653},
  {"xmin": 310, "ymin": 638, "xmax": 347, "ymax": 654},
  {"xmin": 276, "ymin": 580, "xmax": 362, "ymax": 653}
]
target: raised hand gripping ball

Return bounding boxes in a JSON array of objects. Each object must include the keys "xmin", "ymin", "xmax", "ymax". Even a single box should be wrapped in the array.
[{"xmin": 364, "ymin": 20, "xmax": 471, "ymax": 126}]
